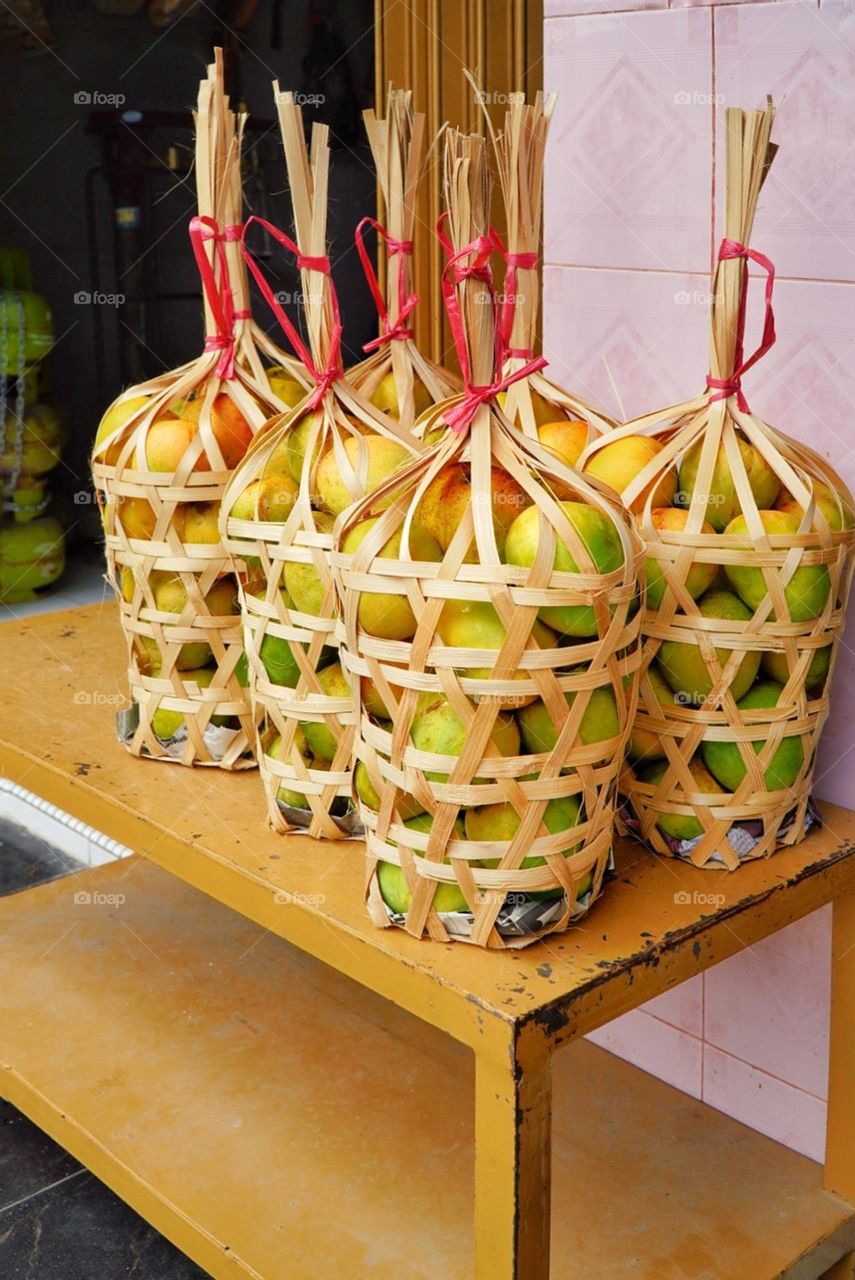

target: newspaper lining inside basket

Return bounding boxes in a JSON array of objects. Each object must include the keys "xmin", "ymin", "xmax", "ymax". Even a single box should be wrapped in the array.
[
  {"xmin": 618, "ymin": 795, "xmax": 821, "ymax": 868},
  {"xmin": 381, "ymin": 848, "xmax": 616, "ymax": 941}
]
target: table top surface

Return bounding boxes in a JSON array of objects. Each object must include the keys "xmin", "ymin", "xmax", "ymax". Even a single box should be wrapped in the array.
[{"xmin": 3, "ymin": 601, "xmax": 855, "ymax": 1039}]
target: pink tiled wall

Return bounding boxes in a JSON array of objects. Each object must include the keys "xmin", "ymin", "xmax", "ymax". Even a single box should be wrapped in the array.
[{"xmin": 543, "ymin": 0, "xmax": 854, "ymax": 1163}]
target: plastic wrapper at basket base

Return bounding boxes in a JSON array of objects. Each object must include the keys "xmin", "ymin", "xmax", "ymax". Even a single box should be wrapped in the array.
[
  {"xmin": 334, "ymin": 393, "xmax": 644, "ymax": 947},
  {"xmin": 597, "ymin": 102, "xmax": 855, "ymax": 869}
]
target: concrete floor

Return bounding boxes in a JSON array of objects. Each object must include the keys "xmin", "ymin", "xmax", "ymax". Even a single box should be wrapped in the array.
[{"xmin": 0, "ymin": 547, "xmax": 211, "ymax": 1279}]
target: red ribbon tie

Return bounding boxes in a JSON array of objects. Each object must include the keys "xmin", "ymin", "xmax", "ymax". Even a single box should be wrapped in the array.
[
  {"xmin": 489, "ymin": 228, "xmax": 539, "ymax": 365},
  {"xmin": 241, "ymin": 215, "xmax": 343, "ymax": 409},
  {"xmin": 189, "ymin": 215, "xmax": 244, "ymax": 379},
  {"xmin": 436, "ymin": 217, "xmax": 545, "ymax": 435},
  {"xmin": 355, "ymin": 216, "xmax": 419, "ymax": 351},
  {"xmin": 706, "ymin": 237, "xmax": 776, "ymax": 413},
  {"xmin": 444, "ymin": 359, "xmax": 548, "ymax": 435}
]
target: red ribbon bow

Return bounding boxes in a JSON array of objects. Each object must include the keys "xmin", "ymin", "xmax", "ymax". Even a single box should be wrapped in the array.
[
  {"xmin": 436, "ymin": 215, "xmax": 546, "ymax": 435},
  {"xmin": 489, "ymin": 227, "xmax": 538, "ymax": 364},
  {"xmin": 355, "ymin": 216, "xmax": 418, "ymax": 351},
  {"xmin": 189, "ymin": 216, "xmax": 246, "ymax": 379},
  {"xmin": 241, "ymin": 215, "xmax": 343, "ymax": 410},
  {"xmin": 706, "ymin": 237, "xmax": 776, "ymax": 413}
]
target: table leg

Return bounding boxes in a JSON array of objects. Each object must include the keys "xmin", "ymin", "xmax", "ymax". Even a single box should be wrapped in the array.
[
  {"xmin": 825, "ymin": 882, "xmax": 855, "ymax": 1205},
  {"xmin": 474, "ymin": 1023, "xmax": 552, "ymax": 1280},
  {"xmin": 821, "ymin": 1255, "xmax": 855, "ymax": 1280}
]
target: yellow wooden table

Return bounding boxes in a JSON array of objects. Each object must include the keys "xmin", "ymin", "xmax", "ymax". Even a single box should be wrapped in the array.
[{"xmin": 2, "ymin": 603, "xmax": 855, "ymax": 1280}]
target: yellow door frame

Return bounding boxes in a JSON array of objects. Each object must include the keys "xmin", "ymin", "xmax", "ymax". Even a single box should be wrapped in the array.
[{"xmin": 374, "ymin": 0, "xmax": 544, "ymax": 364}]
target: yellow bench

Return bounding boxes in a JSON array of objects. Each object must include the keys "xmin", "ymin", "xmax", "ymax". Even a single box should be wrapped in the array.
[{"xmin": 2, "ymin": 603, "xmax": 854, "ymax": 1279}]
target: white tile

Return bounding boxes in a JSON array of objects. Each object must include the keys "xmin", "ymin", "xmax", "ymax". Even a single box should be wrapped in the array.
[
  {"xmin": 642, "ymin": 974, "xmax": 704, "ymax": 1037},
  {"xmin": 544, "ymin": 9, "xmax": 713, "ymax": 272},
  {"xmin": 704, "ymin": 909, "xmax": 831, "ymax": 1099},
  {"xmin": 703, "ymin": 1045, "xmax": 827, "ymax": 1163},
  {"xmin": 587, "ymin": 1008, "xmax": 703, "ymax": 1098},
  {"xmin": 715, "ymin": 2, "xmax": 855, "ymax": 282},
  {"xmin": 0, "ymin": 786, "xmax": 89, "ymax": 864},
  {"xmin": 87, "ymin": 837, "xmax": 122, "ymax": 867},
  {"xmin": 542, "ymin": 265, "xmax": 711, "ymax": 420},
  {"xmin": 63, "ymin": 579, "xmax": 111, "ymax": 606},
  {"xmin": 546, "ymin": 0, "xmax": 665, "ymax": 15}
]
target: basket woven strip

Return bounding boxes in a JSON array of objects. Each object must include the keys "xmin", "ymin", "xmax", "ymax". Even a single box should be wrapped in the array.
[
  {"xmin": 247, "ymin": 320, "xmax": 311, "ymax": 392},
  {"xmin": 581, "ymin": 101, "xmax": 855, "ymax": 868},
  {"xmin": 334, "ymin": 126, "xmax": 643, "ymax": 949},
  {"xmin": 348, "ymin": 87, "xmax": 459, "ymax": 424},
  {"xmin": 220, "ymin": 89, "xmax": 422, "ymax": 837},
  {"xmin": 91, "ymin": 54, "xmax": 292, "ymax": 769}
]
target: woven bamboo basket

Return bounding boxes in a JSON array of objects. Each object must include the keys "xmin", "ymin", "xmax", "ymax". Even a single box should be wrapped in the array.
[
  {"xmin": 476, "ymin": 81, "xmax": 615, "ymax": 451},
  {"xmin": 333, "ymin": 128, "xmax": 643, "ymax": 948},
  {"xmin": 253, "ymin": 319, "xmax": 312, "ymax": 405},
  {"xmin": 581, "ymin": 101, "xmax": 855, "ymax": 869},
  {"xmin": 220, "ymin": 89, "xmax": 422, "ymax": 838},
  {"xmin": 347, "ymin": 87, "xmax": 459, "ymax": 426},
  {"xmin": 91, "ymin": 54, "xmax": 299, "ymax": 769}
]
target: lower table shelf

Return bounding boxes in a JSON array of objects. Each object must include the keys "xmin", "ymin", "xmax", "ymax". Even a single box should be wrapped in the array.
[{"xmin": 1, "ymin": 857, "xmax": 852, "ymax": 1280}]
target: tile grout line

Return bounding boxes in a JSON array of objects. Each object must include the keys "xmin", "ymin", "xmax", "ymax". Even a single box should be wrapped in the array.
[
  {"xmin": 0, "ymin": 1167, "xmax": 88, "ymax": 1217},
  {"xmin": 636, "ymin": 1007, "xmax": 706, "ymax": 1043},
  {"xmin": 703, "ymin": 1043, "xmax": 831, "ymax": 1104},
  {"xmin": 544, "ymin": 262, "xmax": 855, "ymax": 288},
  {"xmin": 544, "ymin": 261, "xmax": 713, "ymax": 276},
  {"xmin": 607, "ymin": 1004, "xmax": 828, "ymax": 1105},
  {"xmin": 544, "ymin": 2, "xmax": 789, "ymax": 17}
]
